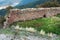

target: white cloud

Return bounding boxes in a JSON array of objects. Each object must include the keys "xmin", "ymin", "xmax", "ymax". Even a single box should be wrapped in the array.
[
  {"xmin": 0, "ymin": 0, "xmax": 22, "ymax": 6},
  {"xmin": 0, "ymin": 0, "xmax": 23, "ymax": 10},
  {"xmin": 11, "ymin": 2, "xmax": 19, "ymax": 7},
  {"xmin": 0, "ymin": 6, "xmax": 8, "ymax": 10}
]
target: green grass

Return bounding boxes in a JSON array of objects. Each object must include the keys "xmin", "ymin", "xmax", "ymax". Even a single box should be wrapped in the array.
[
  {"xmin": 11, "ymin": 17, "xmax": 60, "ymax": 35},
  {"xmin": 56, "ymin": 14, "xmax": 60, "ymax": 18},
  {"xmin": 0, "ymin": 17, "xmax": 60, "ymax": 35},
  {"xmin": 0, "ymin": 28, "xmax": 14, "ymax": 34}
]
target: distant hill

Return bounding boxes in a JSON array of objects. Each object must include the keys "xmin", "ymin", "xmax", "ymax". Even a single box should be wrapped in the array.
[
  {"xmin": 0, "ymin": 9, "xmax": 7, "ymax": 16},
  {"xmin": 15, "ymin": 0, "xmax": 50, "ymax": 8}
]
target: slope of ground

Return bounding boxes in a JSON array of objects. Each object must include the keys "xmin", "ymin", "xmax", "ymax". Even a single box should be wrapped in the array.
[{"xmin": 11, "ymin": 16, "xmax": 60, "ymax": 35}]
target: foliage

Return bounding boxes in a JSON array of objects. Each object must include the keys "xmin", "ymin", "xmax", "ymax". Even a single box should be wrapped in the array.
[
  {"xmin": 15, "ymin": 0, "xmax": 60, "ymax": 8},
  {"xmin": 0, "ymin": 16, "xmax": 5, "ymax": 23},
  {"xmin": 0, "ymin": 16, "xmax": 5, "ymax": 28},
  {"xmin": 36, "ymin": 2, "xmax": 60, "ymax": 8},
  {"xmin": 56, "ymin": 14, "xmax": 60, "ymax": 18},
  {"xmin": 6, "ymin": 6, "xmax": 13, "ymax": 11},
  {"xmin": 15, "ymin": 0, "xmax": 51, "ymax": 8},
  {"xmin": 57, "ymin": 0, "xmax": 60, "ymax": 4},
  {"xmin": 11, "ymin": 17, "xmax": 60, "ymax": 35},
  {"xmin": 0, "ymin": 28, "xmax": 13, "ymax": 34},
  {"xmin": 5, "ymin": 6, "xmax": 14, "ymax": 16}
]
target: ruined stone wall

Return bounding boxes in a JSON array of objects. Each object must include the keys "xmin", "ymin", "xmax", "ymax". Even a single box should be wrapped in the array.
[{"xmin": 5, "ymin": 7, "xmax": 60, "ymax": 25}]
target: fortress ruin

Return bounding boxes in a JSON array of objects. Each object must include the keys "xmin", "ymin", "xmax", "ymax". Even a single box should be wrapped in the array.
[{"xmin": 4, "ymin": 7, "xmax": 60, "ymax": 28}]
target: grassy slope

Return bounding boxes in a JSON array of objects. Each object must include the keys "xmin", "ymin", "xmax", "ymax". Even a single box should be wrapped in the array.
[
  {"xmin": 11, "ymin": 17, "xmax": 60, "ymax": 34},
  {"xmin": 0, "ymin": 15, "xmax": 60, "ymax": 35}
]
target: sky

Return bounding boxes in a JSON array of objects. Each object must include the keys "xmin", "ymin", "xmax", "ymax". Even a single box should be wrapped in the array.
[
  {"xmin": 0, "ymin": 0, "xmax": 37, "ymax": 6},
  {"xmin": 0, "ymin": 0, "xmax": 22, "ymax": 9},
  {"xmin": 0, "ymin": 0, "xmax": 22, "ymax": 6},
  {"xmin": 0, "ymin": 0, "xmax": 37, "ymax": 10}
]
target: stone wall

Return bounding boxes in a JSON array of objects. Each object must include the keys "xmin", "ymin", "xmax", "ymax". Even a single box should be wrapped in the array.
[{"xmin": 4, "ymin": 7, "xmax": 60, "ymax": 28}]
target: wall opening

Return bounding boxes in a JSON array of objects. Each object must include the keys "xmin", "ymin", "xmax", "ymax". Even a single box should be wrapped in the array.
[{"xmin": 43, "ymin": 14, "xmax": 46, "ymax": 17}]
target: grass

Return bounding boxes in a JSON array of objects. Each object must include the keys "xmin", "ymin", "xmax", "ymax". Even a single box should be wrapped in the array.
[
  {"xmin": 0, "ymin": 28, "xmax": 14, "ymax": 34},
  {"xmin": 56, "ymin": 14, "xmax": 60, "ymax": 18},
  {"xmin": 0, "ymin": 14, "xmax": 60, "ymax": 35},
  {"xmin": 11, "ymin": 17, "xmax": 60, "ymax": 35}
]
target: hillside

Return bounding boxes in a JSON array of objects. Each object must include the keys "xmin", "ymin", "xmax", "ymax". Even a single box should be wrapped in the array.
[
  {"xmin": 15, "ymin": 0, "xmax": 60, "ymax": 8},
  {"xmin": 15, "ymin": 0, "xmax": 51, "ymax": 8},
  {"xmin": 0, "ymin": 9, "xmax": 7, "ymax": 16}
]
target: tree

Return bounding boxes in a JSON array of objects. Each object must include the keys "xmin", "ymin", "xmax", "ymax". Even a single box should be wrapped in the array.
[
  {"xmin": 36, "ymin": 2, "xmax": 60, "ymax": 8},
  {"xmin": 6, "ymin": 6, "xmax": 13, "ymax": 15},
  {"xmin": 6, "ymin": 6, "xmax": 13, "ymax": 11},
  {"xmin": 51, "ymin": 0, "xmax": 57, "ymax": 2}
]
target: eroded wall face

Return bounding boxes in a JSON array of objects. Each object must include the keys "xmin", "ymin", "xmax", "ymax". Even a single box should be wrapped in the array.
[{"xmin": 7, "ymin": 8, "xmax": 60, "ymax": 24}]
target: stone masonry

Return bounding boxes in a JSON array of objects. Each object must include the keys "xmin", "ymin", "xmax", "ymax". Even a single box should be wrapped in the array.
[{"xmin": 3, "ymin": 7, "xmax": 60, "ymax": 28}]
